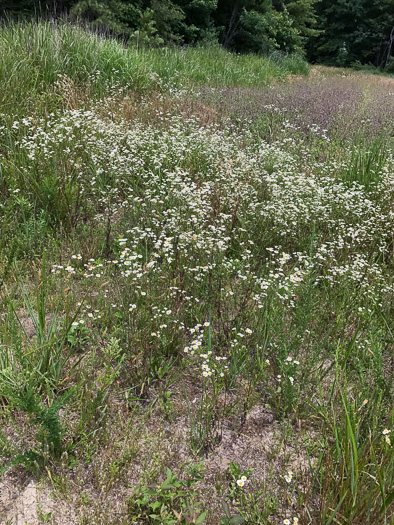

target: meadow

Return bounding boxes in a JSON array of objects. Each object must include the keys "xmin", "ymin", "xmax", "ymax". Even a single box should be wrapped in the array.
[{"xmin": 0, "ymin": 22, "xmax": 393, "ymax": 525}]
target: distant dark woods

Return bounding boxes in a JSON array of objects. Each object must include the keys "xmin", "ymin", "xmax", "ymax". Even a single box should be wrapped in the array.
[{"xmin": 2, "ymin": 0, "xmax": 394, "ymax": 69}]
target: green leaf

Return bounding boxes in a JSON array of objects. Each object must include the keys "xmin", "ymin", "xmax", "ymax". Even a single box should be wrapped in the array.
[
  {"xmin": 229, "ymin": 516, "xmax": 245, "ymax": 525},
  {"xmin": 221, "ymin": 500, "xmax": 231, "ymax": 518},
  {"xmin": 325, "ymin": 490, "xmax": 349, "ymax": 525},
  {"xmin": 161, "ymin": 479, "xmax": 171, "ymax": 489},
  {"xmin": 381, "ymin": 490, "xmax": 394, "ymax": 515},
  {"xmin": 195, "ymin": 510, "xmax": 207, "ymax": 524}
]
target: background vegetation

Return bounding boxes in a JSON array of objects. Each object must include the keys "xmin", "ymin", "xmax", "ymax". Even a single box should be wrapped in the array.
[
  {"xmin": 0, "ymin": 21, "xmax": 308, "ymax": 119},
  {"xmin": 1, "ymin": 0, "xmax": 394, "ymax": 71}
]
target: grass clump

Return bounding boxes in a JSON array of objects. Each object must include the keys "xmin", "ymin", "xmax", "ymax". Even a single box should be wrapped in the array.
[{"xmin": 0, "ymin": 21, "xmax": 308, "ymax": 116}]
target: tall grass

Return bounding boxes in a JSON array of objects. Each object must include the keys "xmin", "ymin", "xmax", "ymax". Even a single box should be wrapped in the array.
[{"xmin": 0, "ymin": 21, "xmax": 308, "ymax": 115}]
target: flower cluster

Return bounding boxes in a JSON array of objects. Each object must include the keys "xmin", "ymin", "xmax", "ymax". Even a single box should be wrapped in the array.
[
  {"xmin": 283, "ymin": 518, "xmax": 299, "ymax": 525},
  {"xmin": 383, "ymin": 429, "xmax": 391, "ymax": 445},
  {"xmin": 236, "ymin": 476, "xmax": 247, "ymax": 487},
  {"xmin": 284, "ymin": 470, "xmax": 294, "ymax": 483}
]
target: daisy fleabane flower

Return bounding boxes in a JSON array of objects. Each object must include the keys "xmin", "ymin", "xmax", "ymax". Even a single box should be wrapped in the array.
[{"xmin": 236, "ymin": 477, "xmax": 246, "ymax": 487}]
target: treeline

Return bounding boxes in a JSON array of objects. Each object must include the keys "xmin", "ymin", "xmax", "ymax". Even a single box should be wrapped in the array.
[{"xmin": 2, "ymin": 0, "xmax": 394, "ymax": 69}]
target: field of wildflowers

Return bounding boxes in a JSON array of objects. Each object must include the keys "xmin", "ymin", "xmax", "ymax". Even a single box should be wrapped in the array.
[{"xmin": 0, "ymin": 22, "xmax": 393, "ymax": 525}]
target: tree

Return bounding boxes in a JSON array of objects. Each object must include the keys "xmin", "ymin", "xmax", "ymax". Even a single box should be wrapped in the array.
[
  {"xmin": 70, "ymin": 0, "xmax": 186, "ymax": 46},
  {"xmin": 308, "ymin": 0, "xmax": 394, "ymax": 67},
  {"xmin": 214, "ymin": 0, "xmax": 272, "ymax": 49},
  {"xmin": 150, "ymin": 0, "xmax": 185, "ymax": 45},
  {"xmin": 1, "ymin": 0, "xmax": 74, "ymax": 17},
  {"xmin": 172, "ymin": 0, "xmax": 219, "ymax": 44},
  {"xmin": 70, "ymin": 0, "xmax": 142, "ymax": 37},
  {"xmin": 5, "ymin": 0, "xmax": 391, "ymax": 67},
  {"xmin": 235, "ymin": 8, "xmax": 303, "ymax": 54},
  {"xmin": 278, "ymin": 0, "xmax": 321, "ymax": 45}
]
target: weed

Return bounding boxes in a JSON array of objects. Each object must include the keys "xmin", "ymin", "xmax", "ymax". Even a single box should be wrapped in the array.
[{"xmin": 128, "ymin": 465, "xmax": 206, "ymax": 524}]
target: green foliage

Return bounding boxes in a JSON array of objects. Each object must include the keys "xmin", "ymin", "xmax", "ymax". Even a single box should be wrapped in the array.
[
  {"xmin": 220, "ymin": 462, "xmax": 278, "ymax": 523},
  {"xmin": 128, "ymin": 7, "xmax": 165, "ymax": 48},
  {"xmin": 309, "ymin": 0, "xmax": 394, "ymax": 68},
  {"xmin": 235, "ymin": 9, "xmax": 301, "ymax": 55},
  {"xmin": 0, "ymin": 21, "xmax": 308, "ymax": 117},
  {"xmin": 313, "ymin": 381, "xmax": 394, "ymax": 524},
  {"xmin": 0, "ymin": 21, "xmax": 307, "ymax": 270},
  {"xmin": 67, "ymin": 321, "xmax": 91, "ymax": 351},
  {"xmin": 128, "ymin": 465, "xmax": 206, "ymax": 524},
  {"xmin": 2, "ymin": 390, "xmax": 72, "ymax": 477},
  {"xmin": 280, "ymin": 0, "xmax": 321, "ymax": 43},
  {"xmin": 222, "ymin": 0, "xmax": 317, "ymax": 55},
  {"xmin": 2, "ymin": 0, "xmax": 393, "ymax": 68},
  {"xmin": 342, "ymin": 135, "xmax": 387, "ymax": 190},
  {"xmin": 1, "ymin": 0, "xmax": 320, "ymax": 56},
  {"xmin": 1, "ymin": 0, "xmax": 47, "ymax": 17},
  {"xmin": 150, "ymin": 0, "xmax": 185, "ymax": 45},
  {"xmin": 176, "ymin": 0, "xmax": 219, "ymax": 44},
  {"xmin": 1, "ymin": 285, "xmax": 82, "ymax": 395},
  {"xmin": 69, "ymin": 0, "xmax": 142, "ymax": 37}
]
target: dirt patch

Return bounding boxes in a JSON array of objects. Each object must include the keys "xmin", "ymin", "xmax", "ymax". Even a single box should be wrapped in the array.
[{"xmin": 0, "ymin": 472, "xmax": 77, "ymax": 525}]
